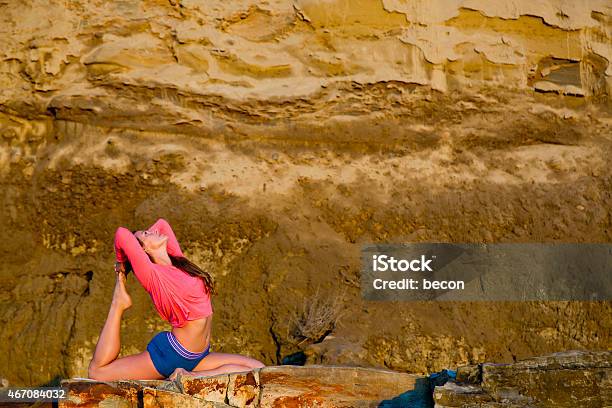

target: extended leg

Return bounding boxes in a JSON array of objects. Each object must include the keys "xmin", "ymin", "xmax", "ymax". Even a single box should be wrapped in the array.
[
  {"xmin": 169, "ymin": 364, "xmax": 254, "ymax": 381},
  {"xmin": 191, "ymin": 352, "xmax": 266, "ymax": 372},
  {"xmin": 192, "ymin": 363, "xmax": 253, "ymax": 377},
  {"xmin": 168, "ymin": 352, "xmax": 266, "ymax": 381}
]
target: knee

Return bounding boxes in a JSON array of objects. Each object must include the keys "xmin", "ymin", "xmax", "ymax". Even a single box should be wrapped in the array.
[
  {"xmin": 88, "ymin": 367, "xmax": 98, "ymax": 380},
  {"xmin": 88, "ymin": 362, "xmax": 103, "ymax": 381}
]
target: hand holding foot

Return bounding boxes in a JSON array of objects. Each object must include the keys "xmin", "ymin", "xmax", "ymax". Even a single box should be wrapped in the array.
[{"xmin": 112, "ymin": 271, "xmax": 132, "ymax": 311}]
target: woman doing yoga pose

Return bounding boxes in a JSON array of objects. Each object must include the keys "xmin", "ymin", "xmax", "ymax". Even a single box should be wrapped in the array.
[{"xmin": 88, "ymin": 218, "xmax": 265, "ymax": 381}]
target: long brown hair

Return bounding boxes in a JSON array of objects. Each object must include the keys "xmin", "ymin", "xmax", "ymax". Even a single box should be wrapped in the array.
[{"xmin": 169, "ymin": 254, "xmax": 216, "ymax": 296}]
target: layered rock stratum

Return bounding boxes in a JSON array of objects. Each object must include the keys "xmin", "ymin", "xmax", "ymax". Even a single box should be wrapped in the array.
[
  {"xmin": 0, "ymin": 0, "xmax": 611, "ymax": 387},
  {"xmin": 434, "ymin": 350, "xmax": 612, "ymax": 407}
]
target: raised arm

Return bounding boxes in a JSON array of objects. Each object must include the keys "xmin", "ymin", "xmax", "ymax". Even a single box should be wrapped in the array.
[
  {"xmin": 146, "ymin": 218, "xmax": 184, "ymax": 257},
  {"xmin": 114, "ymin": 227, "xmax": 155, "ymax": 291}
]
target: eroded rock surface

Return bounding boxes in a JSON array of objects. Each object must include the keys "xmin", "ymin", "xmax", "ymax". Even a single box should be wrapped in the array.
[
  {"xmin": 1, "ymin": 0, "xmax": 610, "ymax": 127},
  {"xmin": 0, "ymin": 0, "xmax": 611, "ymax": 387},
  {"xmin": 59, "ymin": 365, "xmax": 428, "ymax": 407},
  {"xmin": 434, "ymin": 350, "xmax": 612, "ymax": 407}
]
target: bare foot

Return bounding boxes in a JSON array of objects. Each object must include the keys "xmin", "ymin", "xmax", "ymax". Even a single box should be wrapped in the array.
[
  {"xmin": 168, "ymin": 367, "xmax": 192, "ymax": 381},
  {"xmin": 112, "ymin": 271, "xmax": 132, "ymax": 310}
]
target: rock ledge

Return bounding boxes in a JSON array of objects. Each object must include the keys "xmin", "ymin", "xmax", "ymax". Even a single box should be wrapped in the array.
[
  {"xmin": 434, "ymin": 350, "xmax": 611, "ymax": 408},
  {"xmin": 59, "ymin": 365, "xmax": 428, "ymax": 407}
]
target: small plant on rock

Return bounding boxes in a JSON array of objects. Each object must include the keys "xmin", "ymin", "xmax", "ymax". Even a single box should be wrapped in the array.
[{"xmin": 288, "ymin": 286, "xmax": 348, "ymax": 346}]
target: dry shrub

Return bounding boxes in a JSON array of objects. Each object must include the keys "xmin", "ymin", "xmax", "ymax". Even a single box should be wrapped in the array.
[{"xmin": 288, "ymin": 286, "xmax": 347, "ymax": 346}]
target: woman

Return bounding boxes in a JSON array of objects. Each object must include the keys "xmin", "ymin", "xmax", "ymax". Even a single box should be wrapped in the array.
[{"xmin": 88, "ymin": 218, "xmax": 265, "ymax": 381}]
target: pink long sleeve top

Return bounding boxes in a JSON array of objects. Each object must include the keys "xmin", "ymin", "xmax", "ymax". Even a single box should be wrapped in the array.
[{"xmin": 114, "ymin": 218, "xmax": 213, "ymax": 328}]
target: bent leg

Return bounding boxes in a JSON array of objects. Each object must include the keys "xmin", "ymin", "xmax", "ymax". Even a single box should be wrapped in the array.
[
  {"xmin": 89, "ymin": 302, "xmax": 124, "ymax": 372},
  {"xmin": 89, "ymin": 351, "xmax": 164, "ymax": 381},
  {"xmin": 89, "ymin": 271, "xmax": 133, "ymax": 368},
  {"xmin": 192, "ymin": 352, "xmax": 265, "ymax": 372},
  {"xmin": 89, "ymin": 271, "xmax": 153, "ymax": 381},
  {"xmin": 89, "ymin": 304, "xmax": 162, "ymax": 381}
]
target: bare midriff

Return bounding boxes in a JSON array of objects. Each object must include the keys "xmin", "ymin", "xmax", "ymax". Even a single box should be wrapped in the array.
[{"xmin": 171, "ymin": 314, "xmax": 213, "ymax": 353}]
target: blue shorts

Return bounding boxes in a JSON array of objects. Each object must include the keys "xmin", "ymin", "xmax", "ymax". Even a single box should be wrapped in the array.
[{"xmin": 146, "ymin": 331, "xmax": 211, "ymax": 378}]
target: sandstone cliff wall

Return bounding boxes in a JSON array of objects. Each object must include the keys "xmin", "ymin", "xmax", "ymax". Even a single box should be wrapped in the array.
[{"xmin": 0, "ymin": 0, "xmax": 611, "ymax": 386}]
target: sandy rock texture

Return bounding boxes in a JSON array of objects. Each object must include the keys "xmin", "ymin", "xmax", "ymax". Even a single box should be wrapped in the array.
[{"xmin": 0, "ymin": 0, "xmax": 611, "ymax": 386}]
